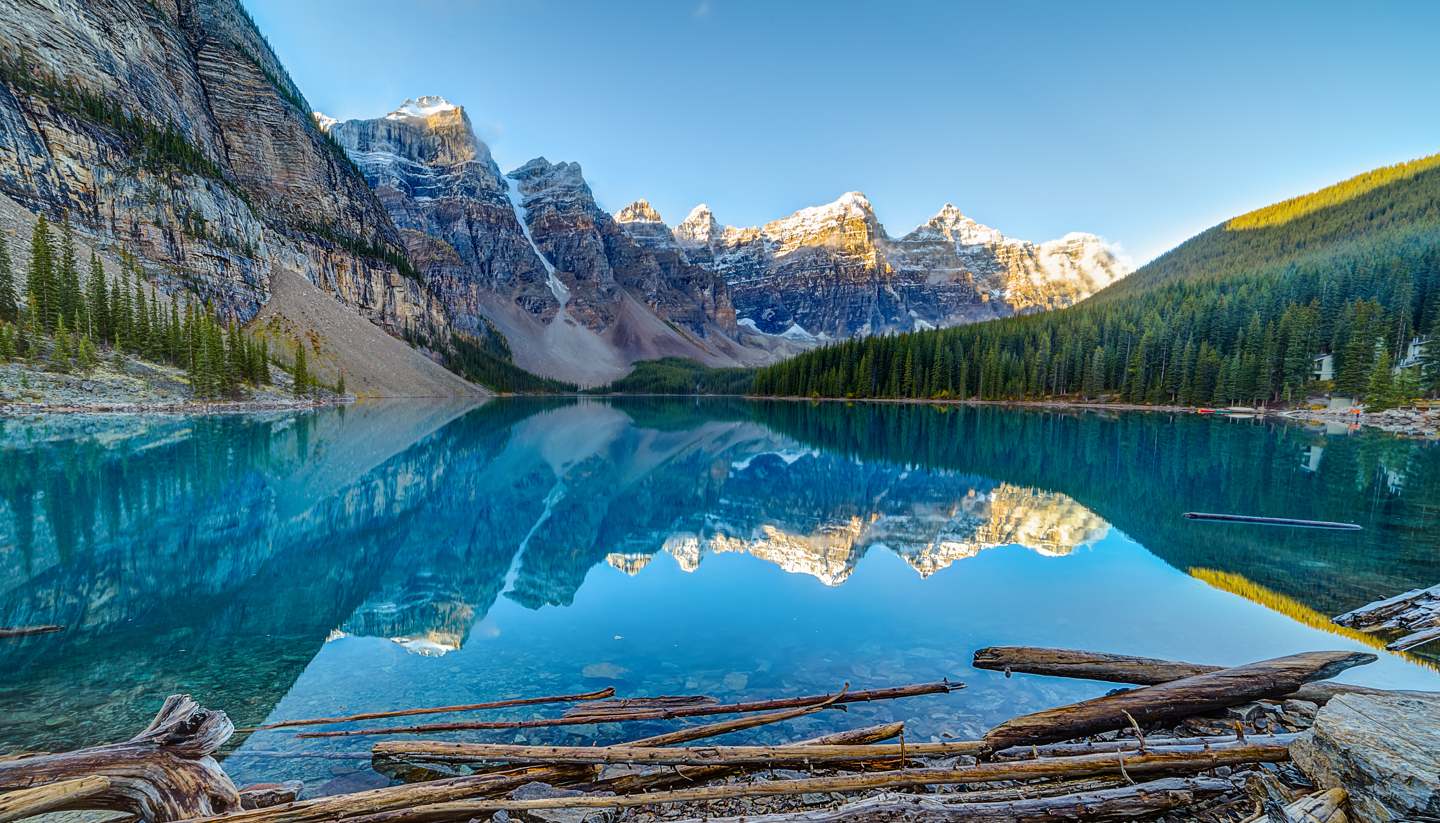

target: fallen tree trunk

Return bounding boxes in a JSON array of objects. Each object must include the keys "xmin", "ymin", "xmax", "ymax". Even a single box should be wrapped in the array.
[
  {"xmin": 567, "ymin": 695, "xmax": 718, "ymax": 715},
  {"xmin": 994, "ymin": 732, "xmax": 1298, "ymax": 760},
  {"xmin": 0, "ymin": 776, "xmax": 110, "ymax": 823},
  {"xmin": 0, "ymin": 625, "xmax": 63, "ymax": 639},
  {"xmin": 0, "ymin": 694, "xmax": 239, "ymax": 821},
  {"xmin": 664, "ymin": 776, "xmax": 1236, "ymax": 822},
  {"xmin": 325, "ymin": 745, "xmax": 1288, "ymax": 823},
  {"xmin": 587, "ymin": 722, "xmax": 904, "ymax": 795},
  {"xmin": 306, "ymin": 680, "xmax": 961, "ymax": 738},
  {"xmin": 973, "ymin": 646, "xmax": 1394, "ymax": 704},
  {"xmin": 982, "ymin": 651, "xmax": 1375, "ymax": 752},
  {"xmin": 1334, "ymin": 583, "xmax": 1440, "ymax": 631},
  {"xmin": 240, "ymin": 687, "xmax": 616, "ymax": 732},
  {"xmin": 373, "ymin": 739, "xmax": 987, "ymax": 768}
]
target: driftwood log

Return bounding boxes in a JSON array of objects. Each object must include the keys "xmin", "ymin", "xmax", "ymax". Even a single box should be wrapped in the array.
[
  {"xmin": 0, "ymin": 625, "xmax": 63, "ymax": 639},
  {"xmin": 666, "ymin": 776, "xmax": 1236, "ymax": 822},
  {"xmin": 973, "ymin": 646, "xmax": 1397, "ymax": 704},
  {"xmin": 304, "ymin": 680, "xmax": 961, "ymax": 738},
  {"xmin": 320, "ymin": 744, "xmax": 1289, "ymax": 823},
  {"xmin": 0, "ymin": 776, "xmax": 110, "ymax": 822},
  {"xmin": 982, "ymin": 651, "xmax": 1376, "ymax": 752},
  {"xmin": 1241, "ymin": 787, "xmax": 1349, "ymax": 823},
  {"xmin": 240, "ymin": 687, "xmax": 616, "ymax": 732},
  {"xmin": 1334, "ymin": 584, "xmax": 1440, "ymax": 651},
  {"xmin": 372, "ymin": 739, "xmax": 987, "ymax": 768},
  {"xmin": 587, "ymin": 722, "xmax": 904, "ymax": 795},
  {"xmin": 993, "ymin": 732, "xmax": 1298, "ymax": 759},
  {"xmin": 0, "ymin": 694, "xmax": 239, "ymax": 821}
]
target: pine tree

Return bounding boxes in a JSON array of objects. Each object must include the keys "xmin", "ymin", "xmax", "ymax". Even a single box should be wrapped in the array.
[
  {"xmin": 0, "ymin": 232, "xmax": 17, "ymax": 323},
  {"xmin": 28, "ymin": 214, "xmax": 55, "ymax": 330},
  {"xmin": 58, "ymin": 215, "xmax": 81, "ymax": 328},
  {"xmin": 85, "ymin": 252, "xmax": 107, "ymax": 343},
  {"xmin": 292, "ymin": 340, "xmax": 309, "ymax": 397},
  {"xmin": 336, "ymin": 370, "xmax": 346, "ymax": 397},
  {"xmin": 1421, "ymin": 316, "xmax": 1440, "ymax": 398},
  {"xmin": 53, "ymin": 314, "xmax": 72, "ymax": 372},
  {"xmin": 133, "ymin": 279, "xmax": 150, "ymax": 354},
  {"xmin": 1365, "ymin": 348, "xmax": 1397, "ymax": 410}
]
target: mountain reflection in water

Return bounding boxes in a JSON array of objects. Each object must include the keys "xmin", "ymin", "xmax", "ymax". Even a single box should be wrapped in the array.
[{"xmin": 1, "ymin": 398, "xmax": 1437, "ymax": 789}]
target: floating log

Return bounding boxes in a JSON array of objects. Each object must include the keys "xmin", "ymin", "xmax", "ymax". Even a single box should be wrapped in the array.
[
  {"xmin": 0, "ymin": 625, "xmax": 63, "ymax": 639},
  {"xmin": 372, "ymin": 739, "xmax": 987, "ymax": 768},
  {"xmin": 973, "ymin": 646, "xmax": 1396, "ymax": 704},
  {"xmin": 1389, "ymin": 625, "xmax": 1440, "ymax": 652},
  {"xmin": 664, "ymin": 776, "xmax": 1236, "ymax": 822},
  {"xmin": 589, "ymin": 722, "xmax": 904, "ymax": 795},
  {"xmin": 981, "ymin": 651, "xmax": 1376, "ymax": 753},
  {"xmin": 0, "ymin": 694, "xmax": 239, "ymax": 821},
  {"xmin": 238, "ymin": 782, "xmax": 304, "ymax": 811},
  {"xmin": 0, "ymin": 776, "xmax": 110, "ymax": 823},
  {"xmin": 1183, "ymin": 512, "xmax": 1361, "ymax": 530},
  {"xmin": 240, "ymin": 687, "xmax": 616, "ymax": 732},
  {"xmin": 326, "ymin": 744, "xmax": 1289, "ymax": 823},
  {"xmin": 567, "ymin": 694, "xmax": 718, "ymax": 715},
  {"xmin": 304, "ymin": 680, "xmax": 961, "ymax": 738}
]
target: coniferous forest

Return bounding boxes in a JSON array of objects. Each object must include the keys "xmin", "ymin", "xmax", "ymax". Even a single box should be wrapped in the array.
[
  {"xmin": 0, "ymin": 214, "xmax": 307, "ymax": 399},
  {"xmin": 752, "ymin": 154, "xmax": 1440, "ymax": 408}
]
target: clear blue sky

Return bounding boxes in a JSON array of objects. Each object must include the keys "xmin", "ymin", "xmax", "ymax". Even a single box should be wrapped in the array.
[{"xmin": 245, "ymin": 0, "xmax": 1440, "ymax": 264}]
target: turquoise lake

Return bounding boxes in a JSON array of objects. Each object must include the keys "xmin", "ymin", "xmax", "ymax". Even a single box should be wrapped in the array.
[{"xmin": 1, "ymin": 399, "xmax": 1437, "ymax": 794}]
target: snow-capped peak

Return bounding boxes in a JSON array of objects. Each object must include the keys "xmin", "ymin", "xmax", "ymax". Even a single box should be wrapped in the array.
[
  {"xmin": 386, "ymin": 95, "xmax": 459, "ymax": 121},
  {"xmin": 616, "ymin": 199, "xmax": 665, "ymax": 224},
  {"xmin": 312, "ymin": 111, "xmax": 338, "ymax": 133},
  {"xmin": 911, "ymin": 203, "xmax": 1005, "ymax": 246},
  {"xmin": 675, "ymin": 203, "xmax": 722, "ymax": 246}
]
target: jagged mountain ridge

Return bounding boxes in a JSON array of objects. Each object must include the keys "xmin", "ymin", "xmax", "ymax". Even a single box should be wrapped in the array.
[
  {"xmin": 323, "ymin": 98, "xmax": 778, "ymax": 385},
  {"xmin": 653, "ymin": 193, "xmax": 1130, "ymax": 339}
]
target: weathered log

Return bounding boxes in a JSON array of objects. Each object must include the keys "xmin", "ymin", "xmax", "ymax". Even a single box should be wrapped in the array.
[
  {"xmin": 982, "ymin": 651, "xmax": 1376, "ymax": 752},
  {"xmin": 241, "ymin": 687, "xmax": 616, "ymax": 732},
  {"xmin": 0, "ymin": 624, "xmax": 63, "ymax": 639},
  {"xmin": 1334, "ymin": 583, "xmax": 1440, "ymax": 630},
  {"xmin": 0, "ymin": 694, "xmax": 239, "ymax": 821},
  {"xmin": 328, "ymin": 745, "xmax": 1289, "ymax": 823},
  {"xmin": 372, "ymin": 739, "xmax": 986, "ymax": 768},
  {"xmin": 587, "ymin": 722, "xmax": 905, "ymax": 795},
  {"xmin": 304, "ymin": 680, "xmax": 961, "ymax": 738},
  {"xmin": 994, "ymin": 732, "xmax": 1299, "ymax": 760},
  {"xmin": 0, "ymin": 776, "xmax": 110, "ymax": 823},
  {"xmin": 238, "ymin": 782, "xmax": 304, "ymax": 810},
  {"xmin": 972, "ymin": 646, "xmax": 1395, "ymax": 704},
  {"xmin": 567, "ymin": 694, "xmax": 718, "ymax": 715},
  {"xmin": 664, "ymin": 776, "xmax": 1236, "ymax": 822},
  {"xmin": 1388, "ymin": 624, "xmax": 1440, "ymax": 652},
  {"xmin": 173, "ymin": 766, "xmax": 593, "ymax": 823},
  {"xmin": 1240, "ymin": 788, "xmax": 1349, "ymax": 823}
]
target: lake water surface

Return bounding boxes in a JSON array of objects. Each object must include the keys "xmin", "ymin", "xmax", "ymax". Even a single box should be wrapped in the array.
[{"xmin": 1, "ymin": 399, "xmax": 1437, "ymax": 794}]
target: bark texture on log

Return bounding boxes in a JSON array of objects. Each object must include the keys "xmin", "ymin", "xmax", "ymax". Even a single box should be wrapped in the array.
[
  {"xmin": 972, "ymin": 646, "xmax": 1396, "ymax": 704},
  {"xmin": 982, "ymin": 651, "xmax": 1376, "ymax": 752},
  {"xmin": 0, "ymin": 776, "xmax": 110, "ymax": 823},
  {"xmin": 322, "ymin": 745, "xmax": 1289, "ymax": 823},
  {"xmin": 371, "ymin": 739, "xmax": 985, "ymax": 768},
  {"xmin": 308, "ymin": 680, "xmax": 960, "ymax": 738},
  {"xmin": 664, "ymin": 776, "xmax": 1236, "ymax": 822},
  {"xmin": 588, "ymin": 722, "xmax": 904, "ymax": 795},
  {"xmin": 0, "ymin": 694, "xmax": 239, "ymax": 821}
]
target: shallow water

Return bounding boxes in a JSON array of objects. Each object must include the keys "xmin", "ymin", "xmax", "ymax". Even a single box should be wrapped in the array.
[{"xmin": 1, "ymin": 399, "xmax": 1436, "ymax": 793}]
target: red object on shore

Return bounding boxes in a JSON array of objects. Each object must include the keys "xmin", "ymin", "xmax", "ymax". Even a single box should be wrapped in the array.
[{"xmin": 1197, "ymin": 408, "xmax": 1215, "ymax": 415}]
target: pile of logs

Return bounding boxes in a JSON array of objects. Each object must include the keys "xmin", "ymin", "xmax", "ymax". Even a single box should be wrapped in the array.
[
  {"xmin": 0, "ymin": 648, "xmax": 1412, "ymax": 822},
  {"xmin": 1334, "ymin": 582, "xmax": 1440, "ymax": 652}
]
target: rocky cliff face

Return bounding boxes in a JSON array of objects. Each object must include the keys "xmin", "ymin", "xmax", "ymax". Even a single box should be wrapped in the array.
[
  {"xmin": 0, "ymin": 0, "xmax": 439, "ymax": 334},
  {"xmin": 670, "ymin": 194, "xmax": 1129, "ymax": 339},
  {"xmin": 322, "ymin": 98, "xmax": 559, "ymax": 333}
]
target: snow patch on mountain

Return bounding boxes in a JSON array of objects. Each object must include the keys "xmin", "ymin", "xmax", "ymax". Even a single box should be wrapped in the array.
[{"xmin": 387, "ymin": 95, "xmax": 459, "ymax": 121}]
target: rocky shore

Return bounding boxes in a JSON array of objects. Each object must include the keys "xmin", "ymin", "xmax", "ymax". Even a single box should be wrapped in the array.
[
  {"xmin": 1274, "ymin": 405, "xmax": 1440, "ymax": 438},
  {"xmin": 0, "ymin": 359, "xmax": 347, "ymax": 417}
]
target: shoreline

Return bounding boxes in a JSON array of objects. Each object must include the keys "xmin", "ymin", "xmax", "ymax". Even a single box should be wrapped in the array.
[{"xmin": 0, "ymin": 395, "xmax": 352, "ymax": 417}]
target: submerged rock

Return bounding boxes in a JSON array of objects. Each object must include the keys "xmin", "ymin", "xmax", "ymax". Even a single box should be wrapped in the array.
[{"xmin": 1291, "ymin": 692, "xmax": 1440, "ymax": 821}]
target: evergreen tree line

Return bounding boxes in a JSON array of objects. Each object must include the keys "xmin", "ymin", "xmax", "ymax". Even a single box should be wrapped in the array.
[
  {"xmin": 0, "ymin": 214, "xmax": 290, "ymax": 399},
  {"xmin": 752, "ymin": 233, "xmax": 1440, "ymax": 408}
]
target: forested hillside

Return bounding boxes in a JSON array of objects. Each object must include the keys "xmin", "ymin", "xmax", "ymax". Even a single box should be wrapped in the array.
[{"xmin": 753, "ymin": 153, "xmax": 1440, "ymax": 407}]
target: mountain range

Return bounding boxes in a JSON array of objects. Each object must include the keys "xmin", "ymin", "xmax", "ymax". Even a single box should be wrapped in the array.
[{"xmin": 0, "ymin": 0, "xmax": 1129, "ymax": 392}]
